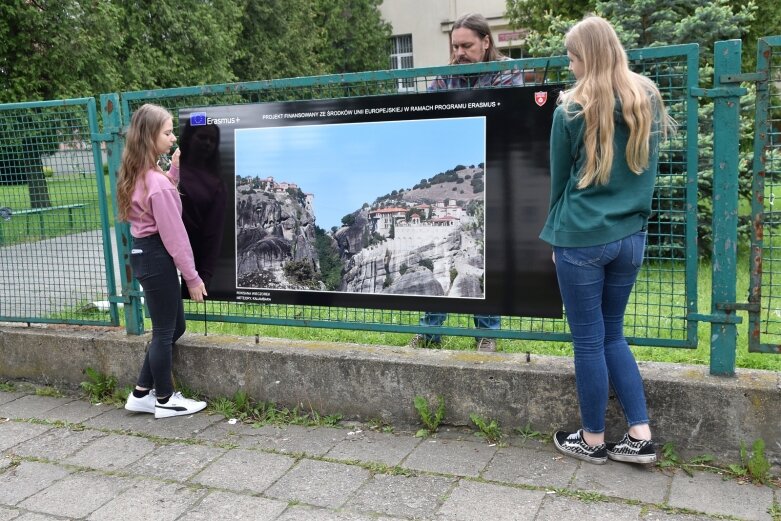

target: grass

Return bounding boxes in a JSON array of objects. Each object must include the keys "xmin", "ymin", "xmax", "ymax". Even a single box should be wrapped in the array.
[
  {"xmin": 164, "ymin": 252, "xmax": 780, "ymax": 372},
  {"xmin": 0, "ymin": 173, "xmax": 113, "ymax": 246},
  {"xmin": 3, "ymin": 175, "xmax": 778, "ymax": 372},
  {"xmin": 49, "ymin": 248, "xmax": 781, "ymax": 373},
  {"xmin": 208, "ymin": 389, "xmax": 342, "ymax": 427}
]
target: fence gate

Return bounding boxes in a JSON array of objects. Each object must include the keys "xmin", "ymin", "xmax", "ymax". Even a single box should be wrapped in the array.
[
  {"xmin": 749, "ymin": 36, "xmax": 781, "ymax": 353},
  {"xmin": 0, "ymin": 98, "xmax": 120, "ymax": 326}
]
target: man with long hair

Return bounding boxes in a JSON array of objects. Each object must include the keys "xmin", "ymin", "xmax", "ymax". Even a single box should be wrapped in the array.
[{"xmin": 410, "ymin": 13, "xmax": 523, "ymax": 352}]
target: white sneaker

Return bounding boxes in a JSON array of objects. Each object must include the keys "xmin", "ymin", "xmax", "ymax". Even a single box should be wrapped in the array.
[
  {"xmin": 125, "ymin": 389, "xmax": 157, "ymax": 414},
  {"xmin": 154, "ymin": 391, "xmax": 207, "ymax": 419}
]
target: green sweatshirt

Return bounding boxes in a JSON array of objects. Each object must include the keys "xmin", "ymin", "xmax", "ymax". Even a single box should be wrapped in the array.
[{"xmin": 539, "ymin": 102, "xmax": 661, "ymax": 247}]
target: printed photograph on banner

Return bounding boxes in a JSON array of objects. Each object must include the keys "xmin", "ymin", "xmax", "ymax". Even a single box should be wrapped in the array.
[
  {"xmin": 234, "ymin": 117, "xmax": 487, "ymax": 299},
  {"xmin": 178, "ymin": 84, "xmax": 565, "ymax": 317}
]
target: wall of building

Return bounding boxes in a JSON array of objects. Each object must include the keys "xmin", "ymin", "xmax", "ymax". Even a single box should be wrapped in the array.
[{"xmin": 379, "ymin": 0, "xmax": 524, "ymax": 69}]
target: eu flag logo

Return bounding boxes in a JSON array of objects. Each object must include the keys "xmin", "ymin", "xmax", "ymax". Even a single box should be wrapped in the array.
[{"xmin": 190, "ymin": 112, "xmax": 207, "ymax": 126}]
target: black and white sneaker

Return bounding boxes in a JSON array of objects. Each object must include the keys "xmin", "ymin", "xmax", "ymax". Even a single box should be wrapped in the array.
[
  {"xmin": 606, "ymin": 433, "xmax": 657, "ymax": 464},
  {"xmin": 154, "ymin": 391, "xmax": 207, "ymax": 419},
  {"xmin": 125, "ymin": 389, "xmax": 156, "ymax": 414},
  {"xmin": 554, "ymin": 430, "xmax": 607, "ymax": 464}
]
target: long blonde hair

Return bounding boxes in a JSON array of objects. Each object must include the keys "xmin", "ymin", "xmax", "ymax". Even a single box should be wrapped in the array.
[
  {"xmin": 559, "ymin": 16, "xmax": 674, "ymax": 189},
  {"xmin": 116, "ymin": 104, "xmax": 172, "ymax": 221}
]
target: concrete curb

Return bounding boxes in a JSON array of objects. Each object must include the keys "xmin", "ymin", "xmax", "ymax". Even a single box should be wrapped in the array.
[{"xmin": 1, "ymin": 325, "xmax": 779, "ymax": 465}]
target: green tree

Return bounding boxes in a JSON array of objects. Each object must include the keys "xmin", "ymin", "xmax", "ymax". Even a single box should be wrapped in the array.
[
  {"xmin": 734, "ymin": 0, "xmax": 781, "ymax": 72},
  {"xmin": 0, "ymin": 0, "xmax": 123, "ymax": 102},
  {"xmin": 313, "ymin": 0, "xmax": 392, "ymax": 74},
  {"xmin": 114, "ymin": 0, "xmax": 243, "ymax": 91},
  {"xmin": 506, "ymin": 0, "xmax": 593, "ymax": 35},
  {"xmin": 314, "ymin": 226, "xmax": 343, "ymax": 290},
  {"xmin": 232, "ymin": 0, "xmax": 323, "ymax": 81},
  {"xmin": 506, "ymin": 0, "xmax": 757, "ymax": 255}
]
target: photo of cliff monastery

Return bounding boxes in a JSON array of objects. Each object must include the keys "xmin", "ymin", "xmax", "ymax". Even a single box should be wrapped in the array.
[{"xmin": 234, "ymin": 117, "xmax": 487, "ymax": 299}]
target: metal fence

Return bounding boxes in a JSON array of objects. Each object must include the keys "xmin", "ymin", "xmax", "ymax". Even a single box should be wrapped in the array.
[
  {"xmin": 3, "ymin": 38, "xmax": 778, "ymax": 374},
  {"xmin": 750, "ymin": 36, "xmax": 781, "ymax": 354},
  {"xmin": 0, "ymin": 98, "xmax": 118, "ymax": 326},
  {"xmin": 111, "ymin": 45, "xmax": 699, "ymax": 351}
]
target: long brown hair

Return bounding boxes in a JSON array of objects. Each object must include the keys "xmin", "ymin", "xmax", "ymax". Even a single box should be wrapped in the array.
[
  {"xmin": 449, "ymin": 13, "xmax": 505, "ymax": 64},
  {"xmin": 559, "ymin": 16, "xmax": 674, "ymax": 189},
  {"xmin": 116, "ymin": 104, "xmax": 172, "ymax": 221}
]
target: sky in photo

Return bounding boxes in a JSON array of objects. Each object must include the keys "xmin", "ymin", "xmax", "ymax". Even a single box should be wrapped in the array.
[{"xmin": 234, "ymin": 116, "xmax": 486, "ymax": 229}]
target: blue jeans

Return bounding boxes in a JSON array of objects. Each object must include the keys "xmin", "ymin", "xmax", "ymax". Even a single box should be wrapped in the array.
[
  {"xmin": 553, "ymin": 231, "xmax": 649, "ymax": 434},
  {"xmin": 130, "ymin": 234, "xmax": 186, "ymax": 397},
  {"xmin": 419, "ymin": 313, "xmax": 500, "ymax": 343}
]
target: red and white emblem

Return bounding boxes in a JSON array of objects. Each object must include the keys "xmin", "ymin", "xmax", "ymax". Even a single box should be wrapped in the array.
[{"xmin": 534, "ymin": 91, "xmax": 548, "ymax": 107}]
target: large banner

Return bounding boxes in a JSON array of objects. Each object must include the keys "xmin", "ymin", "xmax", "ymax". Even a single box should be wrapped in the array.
[{"xmin": 178, "ymin": 85, "xmax": 563, "ymax": 317}]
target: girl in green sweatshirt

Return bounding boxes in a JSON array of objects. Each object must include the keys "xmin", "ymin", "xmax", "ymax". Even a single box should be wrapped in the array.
[{"xmin": 540, "ymin": 16, "xmax": 675, "ymax": 465}]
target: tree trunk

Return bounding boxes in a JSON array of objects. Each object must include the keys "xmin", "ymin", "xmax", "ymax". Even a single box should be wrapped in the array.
[{"xmin": 26, "ymin": 155, "xmax": 51, "ymax": 209}]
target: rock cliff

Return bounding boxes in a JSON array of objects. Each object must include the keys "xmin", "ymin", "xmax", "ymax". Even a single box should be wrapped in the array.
[{"xmin": 236, "ymin": 185, "xmax": 320, "ymax": 289}]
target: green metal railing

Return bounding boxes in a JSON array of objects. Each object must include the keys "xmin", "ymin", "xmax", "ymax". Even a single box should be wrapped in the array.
[
  {"xmin": 0, "ymin": 97, "xmax": 119, "ymax": 326},
  {"xmin": 112, "ymin": 45, "xmax": 700, "ymax": 349},
  {"xmin": 6, "ymin": 38, "xmax": 780, "ymax": 374},
  {"xmin": 750, "ymin": 36, "xmax": 781, "ymax": 354}
]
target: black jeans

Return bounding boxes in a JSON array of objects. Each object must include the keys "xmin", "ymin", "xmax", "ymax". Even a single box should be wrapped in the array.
[{"xmin": 130, "ymin": 234, "xmax": 185, "ymax": 397}]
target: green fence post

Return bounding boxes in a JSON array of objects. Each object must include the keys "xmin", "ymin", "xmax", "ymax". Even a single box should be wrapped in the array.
[
  {"xmin": 100, "ymin": 93, "xmax": 144, "ymax": 335},
  {"xmin": 709, "ymin": 40, "xmax": 744, "ymax": 375}
]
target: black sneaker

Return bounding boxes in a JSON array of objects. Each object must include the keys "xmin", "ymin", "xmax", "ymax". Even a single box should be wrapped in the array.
[
  {"xmin": 606, "ymin": 433, "xmax": 657, "ymax": 464},
  {"xmin": 553, "ymin": 430, "xmax": 607, "ymax": 464}
]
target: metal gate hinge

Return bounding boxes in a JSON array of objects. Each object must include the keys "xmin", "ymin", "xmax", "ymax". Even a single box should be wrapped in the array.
[
  {"xmin": 719, "ymin": 72, "xmax": 767, "ymax": 83},
  {"xmin": 688, "ymin": 312, "xmax": 743, "ymax": 324},
  {"xmin": 690, "ymin": 87, "xmax": 747, "ymax": 98},
  {"xmin": 716, "ymin": 302, "xmax": 759, "ymax": 312}
]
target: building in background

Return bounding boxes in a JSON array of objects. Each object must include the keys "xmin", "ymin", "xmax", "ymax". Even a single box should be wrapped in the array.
[{"xmin": 380, "ymin": 0, "xmax": 525, "ymax": 77}]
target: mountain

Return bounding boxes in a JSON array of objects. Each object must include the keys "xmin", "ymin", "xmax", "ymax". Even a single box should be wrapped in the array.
[{"xmin": 235, "ymin": 179, "xmax": 321, "ymax": 290}]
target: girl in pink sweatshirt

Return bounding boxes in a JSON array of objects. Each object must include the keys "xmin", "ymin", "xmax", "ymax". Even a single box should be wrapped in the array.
[{"xmin": 116, "ymin": 104, "xmax": 208, "ymax": 419}]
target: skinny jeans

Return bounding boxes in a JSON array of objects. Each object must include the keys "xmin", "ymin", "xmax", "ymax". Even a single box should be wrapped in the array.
[
  {"xmin": 130, "ymin": 234, "xmax": 185, "ymax": 397},
  {"xmin": 553, "ymin": 230, "xmax": 650, "ymax": 434}
]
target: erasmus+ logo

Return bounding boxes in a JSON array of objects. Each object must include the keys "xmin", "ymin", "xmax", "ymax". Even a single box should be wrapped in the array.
[{"xmin": 190, "ymin": 112, "xmax": 207, "ymax": 126}]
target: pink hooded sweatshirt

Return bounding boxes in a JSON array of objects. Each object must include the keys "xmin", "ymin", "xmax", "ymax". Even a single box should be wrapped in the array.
[{"xmin": 128, "ymin": 164, "xmax": 203, "ymax": 288}]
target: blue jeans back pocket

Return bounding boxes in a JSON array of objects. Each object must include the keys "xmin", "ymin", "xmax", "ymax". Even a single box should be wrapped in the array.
[
  {"xmin": 631, "ymin": 231, "xmax": 647, "ymax": 269},
  {"xmin": 561, "ymin": 244, "xmax": 608, "ymax": 267}
]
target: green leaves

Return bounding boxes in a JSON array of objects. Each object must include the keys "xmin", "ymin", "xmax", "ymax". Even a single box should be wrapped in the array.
[
  {"xmin": 80, "ymin": 367, "xmax": 122, "ymax": 404},
  {"xmin": 469, "ymin": 413, "xmax": 502, "ymax": 444},
  {"xmin": 0, "ymin": 0, "xmax": 391, "ymax": 102},
  {"xmin": 413, "ymin": 395, "xmax": 445, "ymax": 437}
]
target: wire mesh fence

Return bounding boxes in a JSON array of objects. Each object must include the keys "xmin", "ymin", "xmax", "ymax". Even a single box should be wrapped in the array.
[
  {"xmin": 116, "ymin": 47, "xmax": 699, "ymax": 347},
  {"xmin": 0, "ymin": 98, "xmax": 118, "ymax": 325},
  {"xmin": 751, "ymin": 36, "xmax": 781, "ymax": 352}
]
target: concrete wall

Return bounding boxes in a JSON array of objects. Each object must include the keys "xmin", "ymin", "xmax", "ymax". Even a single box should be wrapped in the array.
[{"xmin": 1, "ymin": 325, "xmax": 779, "ymax": 465}]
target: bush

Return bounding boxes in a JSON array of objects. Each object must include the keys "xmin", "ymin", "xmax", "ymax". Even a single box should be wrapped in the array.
[
  {"xmin": 419, "ymin": 258, "xmax": 434, "ymax": 271},
  {"xmin": 283, "ymin": 260, "xmax": 316, "ymax": 284}
]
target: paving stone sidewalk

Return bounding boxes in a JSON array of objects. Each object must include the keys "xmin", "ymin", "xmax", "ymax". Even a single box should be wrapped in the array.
[{"xmin": 0, "ymin": 389, "xmax": 778, "ymax": 521}]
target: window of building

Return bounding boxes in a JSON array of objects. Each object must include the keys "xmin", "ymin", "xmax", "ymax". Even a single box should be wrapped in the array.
[
  {"xmin": 505, "ymin": 47, "xmax": 524, "ymax": 59},
  {"xmin": 389, "ymin": 34, "xmax": 414, "ymax": 91}
]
